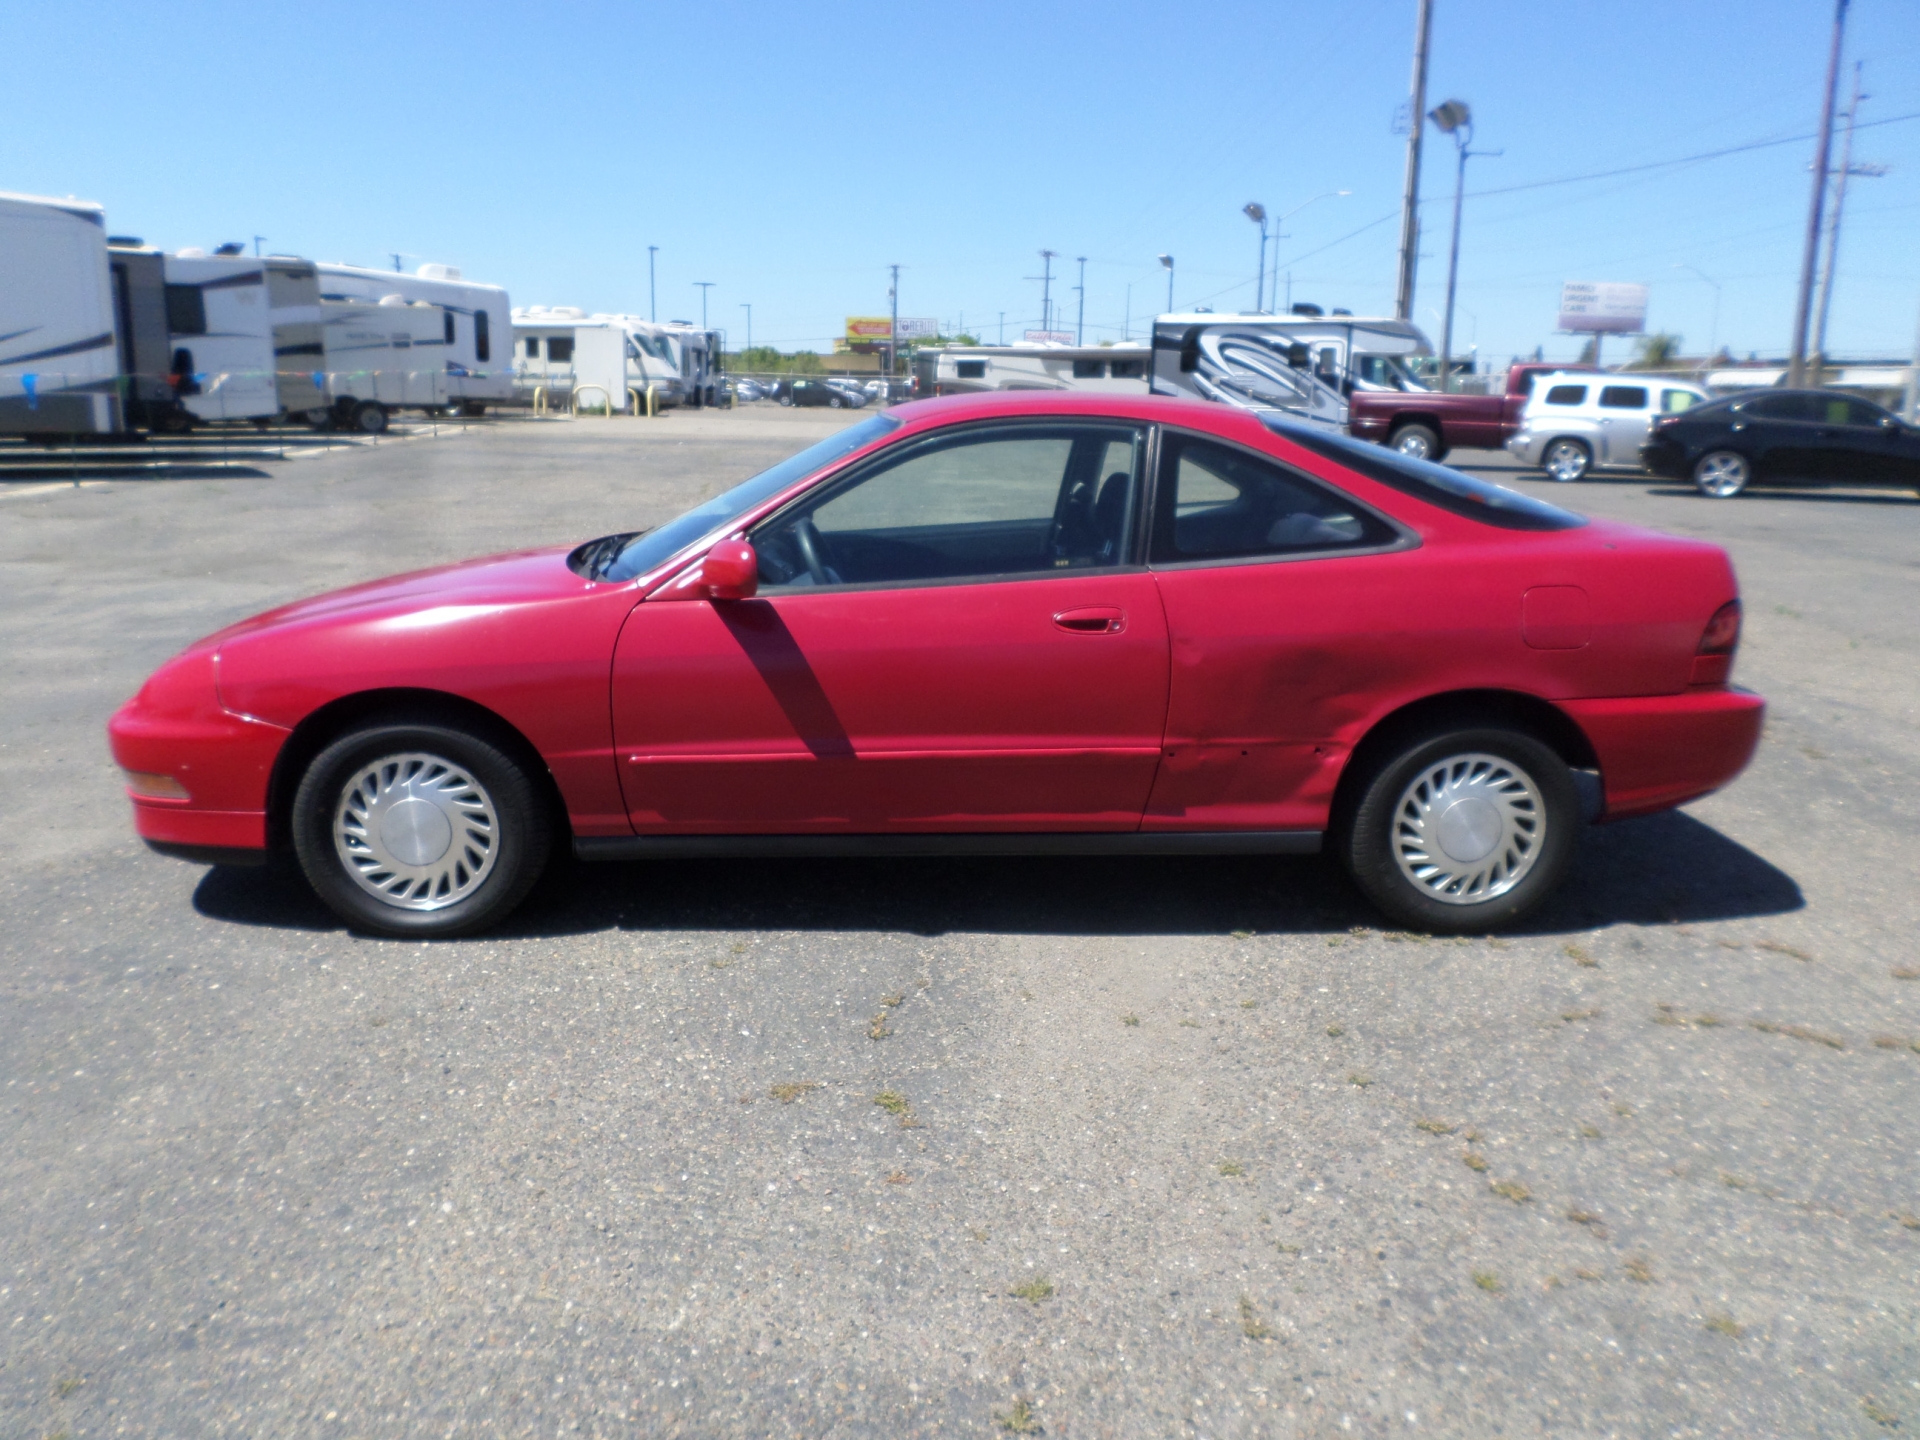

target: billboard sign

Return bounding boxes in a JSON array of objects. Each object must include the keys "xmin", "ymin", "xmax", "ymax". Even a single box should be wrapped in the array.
[
  {"xmin": 1022, "ymin": 330, "xmax": 1075, "ymax": 345},
  {"xmin": 896, "ymin": 317, "xmax": 940, "ymax": 340},
  {"xmin": 845, "ymin": 316, "xmax": 893, "ymax": 342},
  {"xmin": 1558, "ymin": 282, "xmax": 1649, "ymax": 335}
]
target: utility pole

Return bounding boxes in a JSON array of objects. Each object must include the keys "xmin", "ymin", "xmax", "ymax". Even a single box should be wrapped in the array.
[
  {"xmin": 1038, "ymin": 250, "xmax": 1057, "ymax": 335},
  {"xmin": 253, "ymin": 235, "xmax": 266, "ymax": 258},
  {"xmin": 390, "ymin": 252, "xmax": 403, "ymax": 273},
  {"xmin": 648, "ymin": 246, "xmax": 659, "ymax": 322},
  {"xmin": 1394, "ymin": 0, "xmax": 1434, "ymax": 322},
  {"xmin": 1813, "ymin": 62, "xmax": 1886, "ymax": 373},
  {"xmin": 1074, "ymin": 257, "xmax": 1087, "ymax": 344},
  {"xmin": 1159, "ymin": 254, "xmax": 1174, "ymax": 314},
  {"xmin": 1124, "ymin": 283, "xmax": 1131, "ymax": 342},
  {"xmin": 694, "ymin": 282, "xmax": 714, "ymax": 329},
  {"xmin": 1244, "ymin": 204, "xmax": 1268, "ymax": 312},
  {"xmin": 888, "ymin": 263, "xmax": 900, "ymax": 379},
  {"xmin": 740, "ymin": 303, "xmax": 751, "ymax": 357},
  {"xmin": 1789, "ymin": 0, "xmax": 1849, "ymax": 388}
]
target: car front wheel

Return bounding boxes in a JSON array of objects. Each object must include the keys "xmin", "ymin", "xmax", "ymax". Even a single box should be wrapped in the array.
[
  {"xmin": 292, "ymin": 721, "xmax": 553, "ymax": 937},
  {"xmin": 1693, "ymin": 449, "xmax": 1750, "ymax": 498},
  {"xmin": 1339, "ymin": 727, "xmax": 1578, "ymax": 933},
  {"xmin": 1391, "ymin": 423, "xmax": 1440, "ymax": 461},
  {"xmin": 1541, "ymin": 438, "xmax": 1591, "ymax": 483}
]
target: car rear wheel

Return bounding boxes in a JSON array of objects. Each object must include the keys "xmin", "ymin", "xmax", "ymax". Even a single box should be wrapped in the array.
[
  {"xmin": 1541, "ymin": 438, "xmax": 1591, "ymax": 483},
  {"xmin": 1339, "ymin": 726, "xmax": 1578, "ymax": 933},
  {"xmin": 1390, "ymin": 423, "xmax": 1440, "ymax": 461},
  {"xmin": 292, "ymin": 722, "xmax": 553, "ymax": 937},
  {"xmin": 1693, "ymin": 450, "xmax": 1750, "ymax": 498},
  {"xmin": 349, "ymin": 400, "xmax": 389, "ymax": 434}
]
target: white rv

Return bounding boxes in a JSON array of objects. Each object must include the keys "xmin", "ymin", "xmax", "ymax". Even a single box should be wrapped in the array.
[
  {"xmin": 660, "ymin": 321, "xmax": 726, "ymax": 407},
  {"xmin": 913, "ymin": 314, "xmax": 1432, "ymax": 428},
  {"xmin": 1, "ymin": 190, "xmax": 123, "ymax": 436},
  {"xmin": 317, "ymin": 262, "xmax": 512, "ymax": 414},
  {"xmin": 161, "ymin": 250, "xmax": 329, "ymax": 424},
  {"xmin": 311, "ymin": 296, "xmax": 448, "ymax": 430},
  {"xmin": 511, "ymin": 308, "xmax": 688, "ymax": 411}
]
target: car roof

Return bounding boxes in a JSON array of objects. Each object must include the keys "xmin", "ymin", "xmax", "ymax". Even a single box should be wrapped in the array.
[{"xmin": 885, "ymin": 389, "xmax": 1268, "ymax": 437}]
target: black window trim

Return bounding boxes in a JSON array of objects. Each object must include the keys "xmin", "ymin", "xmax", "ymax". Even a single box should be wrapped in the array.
[
  {"xmin": 1141, "ymin": 425, "xmax": 1417, "ymax": 573},
  {"xmin": 745, "ymin": 415, "xmax": 1156, "ymax": 597}
]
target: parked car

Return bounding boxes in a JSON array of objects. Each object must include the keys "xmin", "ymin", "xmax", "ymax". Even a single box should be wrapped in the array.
[
  {"xmin": 826, "ymin": 380, "xmax": 869, "ymax": 408},
  {"xmin": 1348, "ymin": 362, "xmax": 1592, "ymax": 461},
  {"xmin": 1642, "ymin": 388, "xmax": 1920, "ymax": 498},
  {"xmin": 732, "ymin": 378, "xmax": 764, "ymax": 403},
  {"xmin": 1507, "ymin": 374, "xmax": 1710, "ymax": 482},
  {"xmin": 110, "ymin": 392, "xmax": 1763, "ymax": 940},
  {"xmin": 771, "ymin": 378, "xmax": 855, "ymax": 408}
]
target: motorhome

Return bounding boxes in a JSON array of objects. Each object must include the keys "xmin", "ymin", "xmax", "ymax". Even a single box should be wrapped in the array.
[
  {"xmin": 317, "ymin": 262, "xmax": 512, "ymax": 415},
  {"xmin": 1, "ymin": 190, "xmax": 124, "ymax": 436},
  {"xmin": 914, "ymin": 313, "xmax": 1432, "ymax": 428},
  {"xmin": 161, "ymin": 250, "xmax": 329, "ymax": 425},
  {"xmin": 511, "ymin": 308, "xmax": 687, "ymax": 411},
  {"xmin": 660, "ymin": 321, "xmax": 726, "ymax": 407},
  {"xmin": 103, "ymin": 240, "xmax": 187, "ymax": 430}
]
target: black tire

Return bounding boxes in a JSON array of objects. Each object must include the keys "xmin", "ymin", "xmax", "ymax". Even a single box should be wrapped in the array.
[
  {"xmin": 306, "ymin": 408, "xmax": 336, "ymax": 432},
  {"xmin": 460, "ymin": 401, "xmax": 487, "ymax": 418},
  {"xmin": 291, "ymin": 721, "xmax": 553, "ymax": 937},
  {"xmin": 1390, "ymin": 423, "xmax": 1442, "ymax": 462},
  {"xmin": 1338, "ymin": 726, "xmax": 1579, "ymax": 934},
  {"xmin": 350, "ymin": 400, "xmax": 389, "ymax": 434}
]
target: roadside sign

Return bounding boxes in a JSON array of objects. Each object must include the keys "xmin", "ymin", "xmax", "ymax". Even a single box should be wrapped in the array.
[
  {"xmin": 1558, "ymin": 282, "xmax": 1649, "ymax": 334},
  {"xmin": 845, "ymin": 316, "xmax": 892, "ymax": 342},
  {"xmin": 1022, "ymin": 330, "xmax": 1075, "ymax": 344}
]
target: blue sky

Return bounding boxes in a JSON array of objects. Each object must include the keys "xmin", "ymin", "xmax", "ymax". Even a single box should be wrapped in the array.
[{"xmin": 4, "ymin": 1, "xmax": 1916, "ymax": 364}]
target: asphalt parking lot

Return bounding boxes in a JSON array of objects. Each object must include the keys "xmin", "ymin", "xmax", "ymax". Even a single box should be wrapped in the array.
[{"xmin": 2, "ymin": 406, "xmax": 1916, "ymax": 1438}]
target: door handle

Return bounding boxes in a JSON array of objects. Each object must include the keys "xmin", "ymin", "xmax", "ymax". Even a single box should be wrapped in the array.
[{"xmin": 1053, "ymin": 606, "xmax": 1124, "ymax": 634}]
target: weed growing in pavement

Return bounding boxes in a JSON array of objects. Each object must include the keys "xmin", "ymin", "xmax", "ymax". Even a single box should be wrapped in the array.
[
  {"xmin": 368, "ymin": 1015, "xmax": 388, "ymax": 1028},
  {"xmin": 1178, "ymin": 1018, "xmax": 1201, "ymax": 1028},
  {"xmin": 1490, "ymin": 1179, "xmax": 1532, "ymax": 1204},
  {"xmin": 886, "ymin": 1171, "xmax": 911, "ymax": 1185},
  {"xmin": 1705, "ymin": 1313, "xmax": 1745, "ymax": 1338},
  {"xmin": 1861, "ymin": 1397, "xmax": 1899, "ymax": 1428},
  {"xmin": 768, "ymin": 1081, "xmax": 820, "ymax": 1104},
  {"xmin": 1613, "ymin": 1103, "xmax": 1634, "ymax": 1117},
  {"xmin": 1240, "ymin": 999, "xmax": 1257, "ymax": 1009},
  {"xmin": 55, "ymin": 1377, "xmax": 83, "ymax": 1398},
  {"xmin": 1462, "ymin": 1151, "xmax": 1489, "ymax": 1173},
  {"xmin": 1579, "ymin": 1124, "xmax": 1603, "ymax": 1139},
  {"xmin": 1231, "ymin": 929, "xmax": 1254, "ymax": 939},
  {"xmin": 1750, "ymin": 1020, "xmax": 1844, "ymax": 1050},
  {"xmin": 879, "ymin": 991, "xmax": 904, "ymax": 1008},
  {"xmin": 1892, "ymin": 967, "xmax": 1920, "ymax": 981},
  {"xmin": 1566, "ymin": 1208, "xmax": 1604, "ymax": 1230},
  {"xmin": 1415, "ymin": 1118, "xmax": 1456, "ymax": 1135},
  {"xmin": 1623, "ymin": 1257, "xmax": 1655, "ymax": 1283},
  {"xmin": 1348, "ymin": 1072, "xmax": 1372, "ymax": 1087},
  {"xmin": 994, "ymin": 1396, "xmax": 1041, "ymax": 1434},
  {"xmin": 1756, "ymin": 939, "xmax": 1811, "ymax": 961},
  {"xmin": 867, "ymin": 1013, "xmax": 892, "ymax": 1040},
  {"xmin": 916, "ymin": 976, "xmax": 931, "ymax": 988},
  {"xmin": 1574, "ymin": 1267, "xmax": 1604, "ymax": 1281},
  {"xmin": 1463, "ymin": 1128, "xmax": 1484, "ymax": 1142},
  {"xmin": 1120, "ymin": 1013, "xmax": 1140, "ymax": 1026},
  {"xmin": 873, "ymin": 1089, "xmax": 910, "ymax": 1116},
  {"xmin": 1870, "ymin": 1035, "xmax": 1920, "ymax": 1052},
  {"xmin": 1218, "ymin": 1160, "xmax": 1247, "ymax": 1178},
  {"xmin": 970, "ymin": 1228, "xmax": 989, "ymax": 1241},
  {"xmin": 1471, "ymin": 1270, "xmax": 1502, "ymax": 1293},
  {"xmin": 1238, "ymin": 1294, "xmax": 1273, "ymax": 1339},
  {"xmin": 1326, "ymin": 1024, "xmax": 1345, "ymax": 1037},
  {"xmin": 1008, "ymin": 1277, "xmax": 1054, "ymax": 1303},
  {"xmin": 1890, "ymin": 1213, "xmax": 1920, "ymax": 1230},
  {"xmin": 1561, "ymin": 1008, "xmax": 1602, "ymax": 1023},
  {"xmin": 1563, "ymin": 944, "xmax": 1598, "ymax": 966}
]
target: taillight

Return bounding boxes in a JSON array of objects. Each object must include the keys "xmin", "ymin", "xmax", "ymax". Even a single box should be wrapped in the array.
[{"xmin": 1690, "ymin": 600, "xmax": 1741, "ymax": 685}]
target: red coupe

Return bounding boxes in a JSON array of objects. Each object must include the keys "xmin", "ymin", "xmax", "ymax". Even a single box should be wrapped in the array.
[{"xmin": 109, "ymin": 394, "xmax": 1764, "ymax": 937}]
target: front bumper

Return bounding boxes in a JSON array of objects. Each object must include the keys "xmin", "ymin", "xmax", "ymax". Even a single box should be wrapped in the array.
[
  {"xmin": 1562, "ymin": 687, "xmax": 1765, "ymax": 820},
  {"xmin": 1505, "ymin": 432, "xmax": 1543, "ymax": 464}
]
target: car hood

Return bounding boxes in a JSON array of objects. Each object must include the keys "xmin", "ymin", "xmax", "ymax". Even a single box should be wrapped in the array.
[{"xmin": 201, "ymin": 543, "xmax": 598, "ymax": 646}]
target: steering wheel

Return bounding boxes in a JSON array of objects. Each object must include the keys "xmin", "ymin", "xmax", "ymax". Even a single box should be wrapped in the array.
[{"xmin": 792, "ymin": 516, "xmax": 834, "ymax": 586}]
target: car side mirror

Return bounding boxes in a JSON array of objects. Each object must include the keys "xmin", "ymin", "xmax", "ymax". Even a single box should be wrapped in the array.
[{"xmin": 701, "ymin": 539, "xmax": 759, "ymax": 601}]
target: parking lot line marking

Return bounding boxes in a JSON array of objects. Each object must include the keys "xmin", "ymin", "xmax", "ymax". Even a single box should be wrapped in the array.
[{"xmin": 0, "ymin": 480, "xmax": 108, "ymax": 501}]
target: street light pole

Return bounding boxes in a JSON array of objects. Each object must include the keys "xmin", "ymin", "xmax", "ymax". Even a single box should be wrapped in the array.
[
  {"xmin": 1428, "ymin": 101, "xmax": 1495, "ymax": 395},
  {"xmin": 1268, "ymin": 191, "xmax": 1350, "ymax": 316},
  {"xmin": 1813, "ymin": 62, "xmax": 1887, "ymax": 374},
  {"xmin": 1395, "ymin": 0, "xmax": 1434, "ymax": 322},
  {"xmin": 1038, "ymin": 251, "xmax": 1057, "ymax": 336},
  {"xmin": 1074, "ymin": 256, "xmax": 1087, "ymax": 343},
  {"xmin": 1674, "ymin": 264, "xmax": 1722, "ymax": 375},
  {"xmin": 888, "ymin": 263, "xmax": 900, "ymax": 380},
  {"xmin": 1243, "ymin": 204, "xmax": 1268, "ymax": 312},
  {"xmin": 1158, "ymin": 254, "xmax": 1174, "ymax": 314},
  {"xmin": 740, "ymin": 303, "xmax": 751, "ymax": 358},
  {"xmin": 648, "ymin": 246, "xmax": 658, "ymax": 322},
  {"xmin": 694, "ymin": 282, "xmax": 714, "ymax": 330}
]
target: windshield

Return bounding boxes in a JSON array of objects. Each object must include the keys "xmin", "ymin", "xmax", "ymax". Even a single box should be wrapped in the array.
[
  {"xmin": 1264, "ymin": 419, "xmax": 1587, "ymax": 532},
  {"xmin": 594, "ymin": 414, "xmax": 901, "ymax": 581},
  {"xmin": 1351, "ymin": 354, "xmax": 1430, "ymax": 393}
]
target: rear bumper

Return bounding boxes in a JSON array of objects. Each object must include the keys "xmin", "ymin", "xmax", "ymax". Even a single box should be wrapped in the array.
[
  {"xmin": 1640, "ymin": 439, "xmax": 1689, "ymax": 478},
  {"xmin": 1563, "ymin": 687, "xmax": 1765, "ymax": 821}
]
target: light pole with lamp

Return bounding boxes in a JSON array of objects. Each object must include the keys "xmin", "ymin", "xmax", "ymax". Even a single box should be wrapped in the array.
[
  {"xmin": 1158, "ymin": 253, "xmax": 1174, "ymax": 314},
  {"xmin": 648, "ymin": 246, "xmax": 658, "ymax": 322},
  {"xmin": 1427, "ymin": 100, "xmax": 1497, "ymax": 394},
  {"xmin": 1268, "ymin": 191, "xmax": 1350, "ymax": 314},
  {"xmin": 1673, "ymin": 264, "xmax": 1721, "ymax": 376},
  {"xmin": 693, "ymin": 282, "xmax": 714, "ymax": 330},
  {"xmin": 1075, "ymin": 256, "xmax": 1087, "ymax": 343},
  {"xmin": 1243, "ymin": 204, "xmax": 1268, "ymax": 312}
]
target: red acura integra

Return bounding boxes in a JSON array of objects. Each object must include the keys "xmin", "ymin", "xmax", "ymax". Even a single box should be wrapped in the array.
[{"xmin": 109, "ymin": 394, "xmax": 1764, "ymax": 937}]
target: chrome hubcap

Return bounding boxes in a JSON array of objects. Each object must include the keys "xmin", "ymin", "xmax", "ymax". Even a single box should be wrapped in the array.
[
  {"xmin": 1544, "ymin": 442, "xmax": 1587, "ymax": 482},
  {"xmin": 1394, "ymin": 431, "xmax": 1433, "ymax": 459},
  {"xmin": 1391, "ymin": 752, "xmax": 1545, "ymax": 906},
  {"xmin": 1696, "ymin": 454, "xmax": 1747, "ymax": 497},
  {"xmin": 332, "ymin": 752, "xmax": 498, "ymax": 911}
]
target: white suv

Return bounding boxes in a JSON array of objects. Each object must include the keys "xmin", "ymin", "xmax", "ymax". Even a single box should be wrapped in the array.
[{"xmin": 1507, "ymin": 373, "xmax": 1708, "ymax": 481}]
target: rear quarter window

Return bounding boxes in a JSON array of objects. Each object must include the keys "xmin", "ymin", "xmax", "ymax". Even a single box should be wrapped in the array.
[
  {"xmin": 1598, "ymin": 385, "xmax": 1649, "ymax": 409},
  {"xmin": 1544, "ymin": 384, "xmax": 1587, "ymax": 406}
]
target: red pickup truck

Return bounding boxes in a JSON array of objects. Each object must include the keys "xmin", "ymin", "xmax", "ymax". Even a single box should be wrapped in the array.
[{"xmin": 1348, "ymin": 363, "xmax": 1595, "ymax": 461}]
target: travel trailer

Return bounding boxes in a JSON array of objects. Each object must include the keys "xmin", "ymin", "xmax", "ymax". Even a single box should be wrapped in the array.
[
  {"xmin": 317, "ymin": 261, "xmax": 512, "ymax": 414},
  {"xmin": 103, "ymin": 240, "xmax": 188, "ymax": 430},
  {"xmin": 511, "ymin": 308, "xmax": 688, "ymax": 410},
  {"xmin": 311, "ymin": 296, "xmax": 448, "ymax": 430},
  {"xmin": 660, "ymin": 321, "xmax": 726, "ymax": 407},
  {"xmin": 1, "ymin": 190, "xmax": 124, "ymax": 436},
  {"xmin": 913, "ymin": 313, "xmax": 1432, "ymax": 428},
  {"xmin": 161, "ymin": 250, "xmax": 329, "ymax": 425}
]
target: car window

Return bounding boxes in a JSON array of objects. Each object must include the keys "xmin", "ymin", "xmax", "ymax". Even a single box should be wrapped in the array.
[
  {"xmin": 1661, "ymin": 389, "xmax": 1699, "ymax": 414},
  {"xmin": 1744, "ymin": 393, "xmax": 1818, "ymax": 421},
  {"xmin": 1544, "ymin": 384, "xmax": 1587, "ymax": 406},
  {"xmin": 955, "ymin": 360, "xmax": 986, "ymax": 379},
  {"xmin": 754, "ymin": 424, "xmax": 1143, "ymax": 589},
  {"xmin": 1150, "ymin": 433, "xmax": 1396, "ymax": 564},
  {"xmin": 1598, "ymin": 385, "xmax": 1649, "ymax": 410},
  {"xmin": 1827, "ymin": 396, "xmax": 1885, "ymax": 427}
]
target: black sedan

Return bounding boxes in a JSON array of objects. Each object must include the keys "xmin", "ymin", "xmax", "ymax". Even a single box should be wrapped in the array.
[
  {"xmin": 772, "ymin": 378, "xmax": 856, "ymax": 409},
  {"xmin": 1643, "ymin": 389, "xmax": 1920, "ymax": 498}
]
